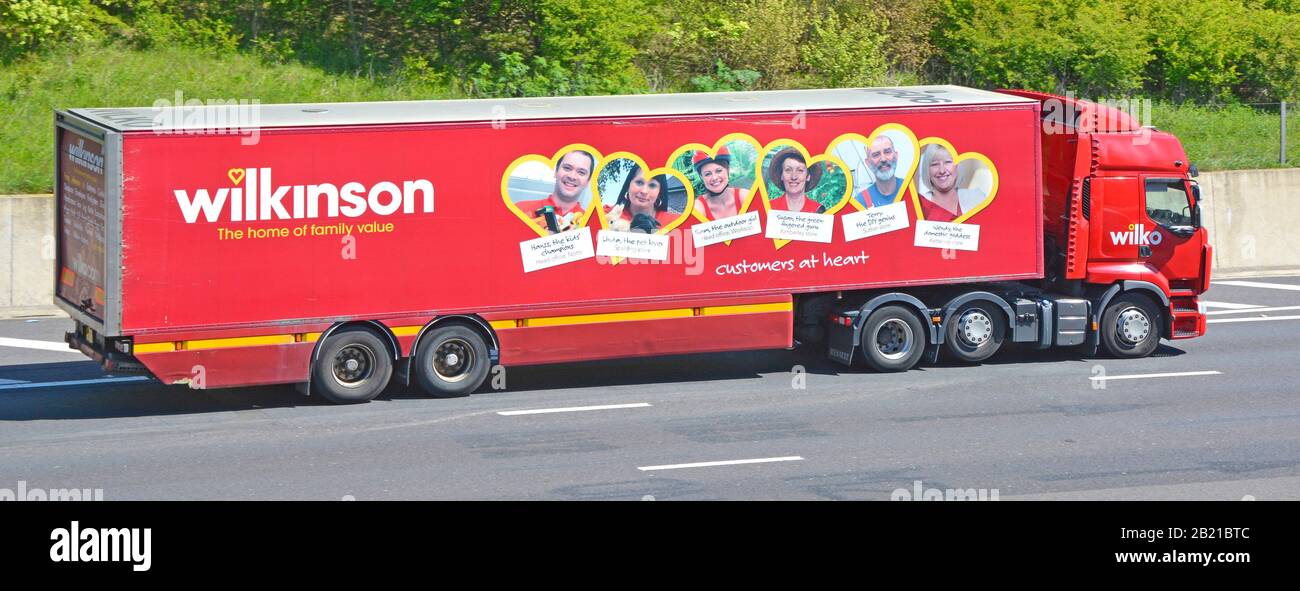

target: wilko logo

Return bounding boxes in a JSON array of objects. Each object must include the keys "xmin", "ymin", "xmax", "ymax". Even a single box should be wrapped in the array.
[
  {"xmin": 1110, "ymin": 223, "xmax": 1162, "ymax": 246},
  {"xmin": 173, "ymin": 168, "xmax": 434, "ymax": 223}
]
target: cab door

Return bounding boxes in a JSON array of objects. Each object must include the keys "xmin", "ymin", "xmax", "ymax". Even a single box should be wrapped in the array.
[{"xmin": 1141, "ymin": 176, "xmax": 1205, "ymax": 285}]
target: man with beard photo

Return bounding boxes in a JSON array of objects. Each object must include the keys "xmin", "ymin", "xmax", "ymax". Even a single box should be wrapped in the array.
[{"xmin": 855, "ymin": 134, "xmax": 906, "ymax": 209}]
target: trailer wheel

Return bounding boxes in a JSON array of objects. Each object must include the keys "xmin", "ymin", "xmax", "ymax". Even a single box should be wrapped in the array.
[
  {"xmin": 860, "ymin": 305, "xmax": 927, "ymax": 372},
  {"xmin": 313, "ymin": 327, "xmax": 394, "ymax": 404},
  {"xmin": 413, "ymin": 324, "xmax": 490, "ymax": 397},
  {"xmin": 1100, "ymin": 293, "xmax": 1162, "ymax": 358},
  {"xmin": 944, "ymin": 302, "xmax": 1005, "ymax": 363}
]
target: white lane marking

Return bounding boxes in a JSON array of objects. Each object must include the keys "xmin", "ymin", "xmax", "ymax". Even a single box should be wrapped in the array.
[
  {"xmin": 497, "ymin": 402, "xmax": 652, "ymax": 416},
  {"xmin": 1213, "ymin": 280, "xmax": 1300, "ymax": 292},
  {"xmin": 1207, "ymin": 305, "xmax": 1300, "ymax": 316},
  {"xmin": 1201, "ymin": 301, "xmax": 1263, "ymax": 310},
  {"xmin": 0, "ymin": 376, "xmax": 150, "ymax": 391},
  {"xmin": 0, "ymin": 337, "xmax": 80, "ymax": 353},
  {"xmin": 637, "ymin": 456, "xmax": 804, "ymax": 472},
  {"xmin": 1209, "ymin": 314, "xmax": 1300, "ymax": 324},
  {"xmin": 1090, "ymin": 370, "xmax": 1221, "ymax": 382}
]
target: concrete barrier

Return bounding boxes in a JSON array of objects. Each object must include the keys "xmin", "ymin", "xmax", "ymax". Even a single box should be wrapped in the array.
[
  {"xmin": 1, "ymin": 169, "xmax": 1297, "ymax": 313},
  {"xmin": 1197, "ymin": 168, "xmax": 1300, "ymax": 276},
  {"xmin": 1, "ymin": 194, "xmax": 56, "ymax": 314}
]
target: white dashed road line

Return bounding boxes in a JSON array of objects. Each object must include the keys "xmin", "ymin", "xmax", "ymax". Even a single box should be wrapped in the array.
[
  {"xmin": 637, "ymin": 456, "xmax": 805, "ymax": 472},
  {"xmin": 1209, "ymin": 314, "xmax": 1300, "ymax": 324},
  {"xmin": 1201, "ymin": 301, "xmax": 1263, "ymax": 310},
  {"xmin": 1090, "ymin": 370, "xmax": 1222, "ymax": 382},
  {"xmin": 0, "ymin": 337, "xmax": 79, "ymax": 353},
  {"xmin": 1213, "ymin": 280, "xmax": 1300, "ymax": 292},
  {"xmin": 498, "ymin": 402, "xmax": 652, "ymax": 416},
  {"xmin": 0, "ymin": 376, "xmax": 151, "ymax": 391}
]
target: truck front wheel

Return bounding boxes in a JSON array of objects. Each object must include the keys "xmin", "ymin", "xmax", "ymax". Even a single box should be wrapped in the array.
[
  {"xmin": 944, "ymin": 302, "xmax": 1005, "ymax": 363},
  {"xmin": 860, "ymin": 305, "xmax": 927, "ymax": 372},
  {"xmin": 313, "ymin": 327, "xmax": 394, "ymax": 404},
  {"xmin": 413, "ymin": 324, "xmax": 490, "ymax": 397},
  {"xmin": 1100, "ymin": 293, "xmax": 1162, "ymax": 358}
]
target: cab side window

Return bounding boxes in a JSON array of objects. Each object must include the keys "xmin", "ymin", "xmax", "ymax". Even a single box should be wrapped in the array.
[{"xmin": 1145, "ymin": 179, "xmax": 1193, "ymax": 229}]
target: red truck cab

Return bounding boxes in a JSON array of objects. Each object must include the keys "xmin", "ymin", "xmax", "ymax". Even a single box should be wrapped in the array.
[{"xmin": 1004, "ymin": 90, "xmax": 1211, "ymax": 353}]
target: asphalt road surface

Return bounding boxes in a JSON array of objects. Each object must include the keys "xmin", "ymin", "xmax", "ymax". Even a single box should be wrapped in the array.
[{"xmin": 2, "ymin": 276, "xmax": 1298, "ymax": 500}]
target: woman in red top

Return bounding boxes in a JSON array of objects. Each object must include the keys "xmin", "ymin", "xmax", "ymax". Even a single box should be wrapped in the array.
[
  {"xmin": 605, "ymin": 163, "xmax": 678, "ymax": 232},
  {"xmin": 767, "ymin": 148, "xmax": 826, "ymax": 214}
]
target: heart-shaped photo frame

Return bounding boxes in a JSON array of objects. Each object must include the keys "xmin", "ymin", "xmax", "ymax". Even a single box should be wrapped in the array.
[
  {"xmin": 827, "ymin": 124, "xmax": 920, "ymax": 212},
  {"xmin": 501, "ymin": 144, "xmax": 604, "ymax": 237},
  {"xmin": 910, "ymin": 138, "xmax": 999, "ymax": 224},
  {"xmin": 593, "ymin": 152, "xmax": 696, "ymax": 264},
  {"xmin": 757, "ymin": 139, "xmax": 852, "ymax": 249},
  {"xmin": 666, "ymin": 133, "xmax": 762, "ymax": 225}
]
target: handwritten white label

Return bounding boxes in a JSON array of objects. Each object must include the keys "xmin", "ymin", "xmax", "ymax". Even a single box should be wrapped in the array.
[
  {"xmin": 842, "ymin": 201, "xmax": 909, "ymax": 242},
  {"xmin": 596, "ymin": 230, "xmax": 670, "ymax": 261},
  {"xmin": 765, "ymin": 209, "xmax": 835, "ymax": 243},
  {"xmin": 691, "ymin": 211, "xmax": 762, "ymax": 247},
  {"xmin": 520, "ymin": 227, "xmax": 595, "ymax": 272},
  {"xmin": 913, "ymin": 219, "xmax": 980, "ymax": 251}
]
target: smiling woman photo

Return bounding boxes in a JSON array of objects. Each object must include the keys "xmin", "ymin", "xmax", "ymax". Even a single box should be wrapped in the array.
[
  {"xmin": 605, "ymin": 162, "xmax": 678, "ymax": 233},
  {"xmin": 766, "ymin": 147, "xmax": 825, "ymax": 214},
  {"xmin": 917, "ymin": 143, "xmax": 986, "ymax": 223}
]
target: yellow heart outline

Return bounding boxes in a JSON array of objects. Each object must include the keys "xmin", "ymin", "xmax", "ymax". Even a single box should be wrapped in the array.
[
  {"xmin": 665, "ymin": 133, "xmax": 763, "ymax": 238},
  {"xmin": 227, "ymin": 168, "xmax": 245, "ymax": 185},
  {"xmin": 827, "ymin": 123, "xmax": 921, "ymax": 213},
  {"xmin": 500, "ymin": 143, "xmax": 604, "ymax": 237},
  {"xmin": 909, "ymin": 137, "xmax": 999, "ymax": 224},
  {"xmin": 756, "ymin": 138, "xmax": 852, "ymax": 250},
  {"xmin": 592, "ymin": 151, "xmax": 697, "ymax": 265}
]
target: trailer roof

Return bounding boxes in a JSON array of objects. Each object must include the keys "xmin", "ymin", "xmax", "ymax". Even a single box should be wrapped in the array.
[{"xmin": 68, "ymin": 85, "xmax": 1034, "ymax": 132}]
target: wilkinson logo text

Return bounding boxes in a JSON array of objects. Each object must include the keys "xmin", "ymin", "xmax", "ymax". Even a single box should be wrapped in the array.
[
  {"xmin": 174, "ymin": 167, "xmax": 435, "ymax": 223},
  {"xmin": 50, "ymin": 521, "xmax": 151, "ymax": 572},
  {"xmin": 1110, "ymin": 223, "xmax": 1163, "ymax": 246},
  {"xmin": 67, "ymin": 138, "xmax": 104, "ymax": 174}
]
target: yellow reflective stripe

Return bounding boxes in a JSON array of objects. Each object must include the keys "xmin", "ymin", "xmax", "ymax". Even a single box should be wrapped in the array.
[
  {"xmin": 524, "ymin": 308, "xmax": 694, "ymax": 327},
  {"xmin": 187, "ymin": 335, "xmax": 295, "ymax": 350},
  {"xmin": 134, "ymin": 342, "xmax": 175, "ymax": 354},
  {"xmin": 135, "ymin": 302, "xmax": 794, "ymax": 352},
  {"xmin": 700, "ymin": 302, "xmax": 793, "ymax": 316}
]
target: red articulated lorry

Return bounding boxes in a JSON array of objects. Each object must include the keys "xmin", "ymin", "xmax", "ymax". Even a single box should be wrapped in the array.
[{"xmin": 54, "ymin": 85, "xmax": 1211, "ymax": 403}]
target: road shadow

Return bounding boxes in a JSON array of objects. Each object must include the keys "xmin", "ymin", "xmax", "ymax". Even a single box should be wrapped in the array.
[
  {"xmin": 0, "ymin": 360, "xmax": 323, "ymax": 421},
  {"xmin": 927, "ymin": 341, "xmax": 1187, "ymax": 369},
  {"xmin": 0, "ymin": 341, "xmax": 1190, "ymax": 419}
]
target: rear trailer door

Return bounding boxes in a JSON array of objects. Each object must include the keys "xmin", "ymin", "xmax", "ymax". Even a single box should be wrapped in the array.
[{"xmin": 54, "ymin": 113, "xmax": 122, "ymax": 335}]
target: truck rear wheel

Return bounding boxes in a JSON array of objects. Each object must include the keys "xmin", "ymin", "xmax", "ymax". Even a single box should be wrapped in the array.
[
  {"xmin": 1100, "ymin": 293, "xmax": 1161, "ymax": 358},
  {"xmin": 944, "ymin": 302, "xmax": 1005, "ymax": 363},
  {"xmin": 313, "ymin": 327, "xmax": 394, "ymax": 404},
  {"xmin": 413, "ymin": 324, "xmax": 490, "ymax": 397},
  {"xmin": 860, "ymin": 305, "xmax": 927, "ymax": 372}
]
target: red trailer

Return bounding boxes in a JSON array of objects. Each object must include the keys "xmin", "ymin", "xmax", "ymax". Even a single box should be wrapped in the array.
[{"xmin": 55, "ymin": 85, "xmax": 1211, "ymax": 403}]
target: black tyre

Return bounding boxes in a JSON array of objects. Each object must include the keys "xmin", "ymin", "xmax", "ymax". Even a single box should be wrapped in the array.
[
  {"xmin": 1100, "ymin": 293, "xmax": 1162, "ymax": 358},
  {"xmin": 312, "ymin": 327, "xmax": 394, "ymax": 404},
  {"xmin": 413, "ymin": 323, "xmax": 491, "ymax": 398},
  {"xmin": 860, "ymin": 305, "xmax": 927, "ymax": 372},
  {"xmin": 944, "ymin": 301, "xmax": 1005, "ymax": 363}
]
